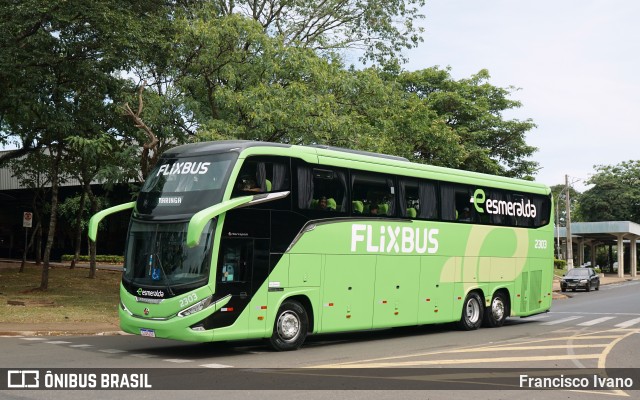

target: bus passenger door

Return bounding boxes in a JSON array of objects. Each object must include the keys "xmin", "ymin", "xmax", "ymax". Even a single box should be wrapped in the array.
[{"xmin": 214, "ymin": 238, "xmax": 254, "ymax": 332}]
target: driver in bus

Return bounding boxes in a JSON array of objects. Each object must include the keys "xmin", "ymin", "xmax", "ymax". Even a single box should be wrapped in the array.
[{"xmin": 238, "ymin": 175, "xmax": 261, "ymax": 192}]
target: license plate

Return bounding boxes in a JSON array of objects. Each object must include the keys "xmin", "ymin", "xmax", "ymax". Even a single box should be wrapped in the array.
[{"xmin": 140, "ymin": 328, "xmax": 156, "ymax": 338}]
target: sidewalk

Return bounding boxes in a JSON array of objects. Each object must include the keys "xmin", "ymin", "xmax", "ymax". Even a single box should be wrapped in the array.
[{"xmin": 0, "ymin": 258, "xmax": 123, "ymax": 272}]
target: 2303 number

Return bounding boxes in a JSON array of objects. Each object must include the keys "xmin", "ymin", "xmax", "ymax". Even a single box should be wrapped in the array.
[{"xmin": 534, "ymin": 239, "xmax": 548, "ymax": 249}]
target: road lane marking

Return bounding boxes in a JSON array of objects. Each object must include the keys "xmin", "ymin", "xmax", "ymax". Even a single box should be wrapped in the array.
[
  {"xmin": 541, "ymin": 316, "xmax": 582, "ymax": 325},
  {"xmin": 45, "ymin": 341, "xmax": 72, "ymax": 344},
  {"xmin": 614, "ymin": 317, "xmax": 640, "ymax": 328},
  {"xmin": 99, "ymin": 349, "xmax": 127, "ymax": 354},
  {"xmin": 20, "ymin": 338, "xmax": 46, "ymax": 341},
  {"xmin": 130, "ymin": 353, "xmax": 157, "ymax": 358},
  {"xmin": 313, "ymin": 354, "xmax": 601, "ymax": 368},
  {"xmin": 200, "ymin": 363, "xmax": 233, "ymax": 368},
  {"xmin": 446, "ymin": 344, "xmax": 607, "ymax": 352},
  {"xmin": 597, "ymin": 329, "xmax": 638, "ymax": 397},
  {"xmin": 164, "ymin": 359, "xmax": 193, "ymax": 363},
  {"xmin": 577, "ymin": 317, "xmax": 616, "ymax": 326},
  {"xmin": 69, "ymin": 344, "xmax": 93, "ymax": 348}
]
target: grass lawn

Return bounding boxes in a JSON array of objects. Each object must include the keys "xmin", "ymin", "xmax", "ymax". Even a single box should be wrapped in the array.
[{"xmin": 0, "ymin": 263, "xmax": 120, "ymax": 325}]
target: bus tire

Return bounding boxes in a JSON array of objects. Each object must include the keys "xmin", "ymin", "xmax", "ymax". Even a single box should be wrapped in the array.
[
  {"xmin": 483, "ymin": 292, "xmax": 507, "ymax": 328},
  {"xmin": 457, "ymin": 292, "xmax": 483, "ymax": 330},
  {"xmin": 269, "ymin": 300, "xmax": 308, "ymax": 351}
]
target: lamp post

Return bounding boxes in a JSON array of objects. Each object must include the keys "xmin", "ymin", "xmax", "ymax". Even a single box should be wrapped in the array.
[{"xmin": 565, "ymin": 174, "xmax": 575, "ymax": 270}]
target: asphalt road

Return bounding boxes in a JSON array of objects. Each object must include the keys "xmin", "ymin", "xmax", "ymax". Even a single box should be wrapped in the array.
[{"xmin": 1, "ymin": 280, "xmax": 639, "ymax": 400}]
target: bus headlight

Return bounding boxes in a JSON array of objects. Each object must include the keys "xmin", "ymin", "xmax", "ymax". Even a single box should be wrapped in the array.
[{"xmin": 178, "ymin": 295, "xmax": 213, "ymax": 318}]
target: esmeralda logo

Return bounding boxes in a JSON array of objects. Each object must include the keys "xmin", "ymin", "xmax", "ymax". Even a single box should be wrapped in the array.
[
  {"xmin": 136, "ymin": 288, "xmax": 165, "ymax": 298},
  {"xmin": 473, "ymin": 189, "xmax": 537, "ymax": 218}
]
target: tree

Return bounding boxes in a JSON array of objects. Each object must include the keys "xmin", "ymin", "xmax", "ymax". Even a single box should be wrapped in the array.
[
  {"xmin": 0, "ymin": 0, "xmax": 177, "ymax": 289},
  {"xmin": 578, "ymin": 161, "xmax": 640, "ymax": 223},
  {"xmin": 397, "ymin": 67, "xmax": 538, "ymax": 178},
  {"xmin": 213, "ymin": 0, "xmax": 426, "ymax": 63},
  {"xmin": 549, "ymin": 183, "xmax": 581, "ymax": 228}
]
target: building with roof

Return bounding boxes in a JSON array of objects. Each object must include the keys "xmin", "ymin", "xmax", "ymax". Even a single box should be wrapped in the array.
[{"xmin": 556, "ymin": 221, "xmax": 640, "ymax": 278}]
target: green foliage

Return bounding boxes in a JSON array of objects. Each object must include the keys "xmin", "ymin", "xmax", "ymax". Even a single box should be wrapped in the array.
[
  {"xmin": 578, "ymin": 161, "xmax": 640, "ymax": 223},
  {"xmin": 397, "ymin": 68, "xmax": 538, "ymax": 177},
  {"xmin": 554, "ymin": 258, "xmax": 567, "ymax": 269},
  {"xmin": 211, "ymin": 0, "xmax": 426, "ymax": 64},
  {"xmin": 550, "ymin": 184, "xmax": 582, "ymax": 226},
  {"xmin": 61, "ymin": 254, "xmax": 123, "ymax": 263},
  {"xmin": 172, "ymin": 12, "xmax": 536, "ymax": 177}
]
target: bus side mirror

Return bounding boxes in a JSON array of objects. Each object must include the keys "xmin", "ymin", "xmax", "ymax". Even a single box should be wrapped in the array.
[{"xmin": 88, "ymin": 202, "xmax": 136, "ymax": 242}]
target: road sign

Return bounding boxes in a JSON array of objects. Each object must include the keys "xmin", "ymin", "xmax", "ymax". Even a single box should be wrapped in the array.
[{"xmin": 23, "ymin": 212, "xmax": 33, "ymax": 228}]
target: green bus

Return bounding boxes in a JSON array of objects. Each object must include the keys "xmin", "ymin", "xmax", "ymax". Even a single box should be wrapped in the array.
[{"xmin": 89, "ymin": 141, "xmax": 553, "ymax": 351}]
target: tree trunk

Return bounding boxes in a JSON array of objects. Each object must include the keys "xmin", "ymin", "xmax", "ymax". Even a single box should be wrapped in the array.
[
  {"xmin": 41, "ymin": 146, "xmax": 62, "ymax": 290},
  {"xmin": 35, "ymin": 223, "xmax": 42, "ymax": 265},
  {"xmin": 70, "ymin": 190, "xmax": 87, "ymax": 269}
]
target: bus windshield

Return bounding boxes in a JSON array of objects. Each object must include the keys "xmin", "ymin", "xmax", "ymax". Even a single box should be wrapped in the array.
[
  {"xmin": 123, "ymin": 220, "xmax": 215, "ymax": 290},
  {"xmin": 137, "ymin": 152, "xmax": 237, "ymax": 217}
]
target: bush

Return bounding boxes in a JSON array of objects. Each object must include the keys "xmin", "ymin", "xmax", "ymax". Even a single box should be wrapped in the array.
[
  {"xmin": 554, "ymin": 259, "xmax": 567, "ymax": 269},
  {"xmin": 61, "ymin": 254, "xmax": 124, "ymax": 264}
]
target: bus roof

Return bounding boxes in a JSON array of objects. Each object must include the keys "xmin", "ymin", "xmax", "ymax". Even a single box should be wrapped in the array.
[{"xmin": 162, "ymin": 140, "xmax": 550, "ymax": 194}]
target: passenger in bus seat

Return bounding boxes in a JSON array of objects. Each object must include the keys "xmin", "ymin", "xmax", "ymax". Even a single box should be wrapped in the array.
[
  {"xmin": 369, "ymin": 203, "xmax": 379, "ymax": 215},
  {"xmin": 317, "ymin": 196, "xmax": 329, "ymax": 210},
  {"xmin": 459, "ymin": 207, "xmax": 471, "ymax": 222}
]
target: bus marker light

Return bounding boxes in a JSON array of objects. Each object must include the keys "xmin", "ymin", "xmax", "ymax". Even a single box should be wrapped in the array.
[
  {"xmin": 517, "ymin": 294, "xmax": 521, "ymax": 297},
  {"xmin": 394, "ymin": 311, "xmax": 398, "ymax": 315},
  {"xmin": 457, "ymin": 297, "xmax": 461, "ymax": 300},
  {"xmin": 221, "ymin": 307, "xmax": 233, "ymax": 312},
  {"xmin": 346, "ymin": 315, "xmax": 351, "ymax": 319},
  {"xmin": 426, "ymin": 298, "xmax": 430, "ymax": 302},
  {"xmin": 258, "ymin": 316, "xmax": 264, "ymax": 320},
  {"xmin": 382, "ymin": 300, "xmax": 387, "ymax": 304},
  {"xmin": 434, "ymin": 309, "xmax": 438, "ymax": 313},
  {"xmin": 260, "ymin": 306, "xmax": 267, "ymax": 310}
]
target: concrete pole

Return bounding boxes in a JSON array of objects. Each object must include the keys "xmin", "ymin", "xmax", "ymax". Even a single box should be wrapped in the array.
[
  {"xmin": 590, "ymin": 242, "xmax": 596, "ymax": 270},
  {"xmin": 578, "ymin": 239, "xmax": 585, "ymax": 267},
  {"xmin": 631, "ymin": 237, "xmax": 637, "ymax": 278},
  {"xmin": 617, "ymin": 234, "xmax": 625, "ymax": 278},
  {"xmin": 565, "ymin": 175, "xmax": 574, "ymax": 270}
]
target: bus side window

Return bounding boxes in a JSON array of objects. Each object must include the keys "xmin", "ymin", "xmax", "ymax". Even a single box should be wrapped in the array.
[
  {"xmin": 441, "ymin": 183, "xmax": 475, "ymax": 222},
  {"xmin": 297, "ymin": 166, "xmax": 347, "ymax": 212},
  {"xmin": 351, "ymin": 171, "xmax": 396, "ymax": 217},
  {"xmin": 398, "ymin": 179, "xmax": 438, "ymax": 219},
  {"xmin": 232, "ymin": 157, "xmax": 290, "ymax": 197}
]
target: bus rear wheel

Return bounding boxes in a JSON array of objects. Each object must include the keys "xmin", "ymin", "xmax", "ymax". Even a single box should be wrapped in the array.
[
  {"xmin": 269, "ymin": 300, "xmax": 308, "ymax": 351},
  {"xmin": 457, "ymin": 292, "xmax": 483, "ymax": 330},
  {"xmin": 483, "ymin": 292, "xmax": 507, "ymax": 328}
]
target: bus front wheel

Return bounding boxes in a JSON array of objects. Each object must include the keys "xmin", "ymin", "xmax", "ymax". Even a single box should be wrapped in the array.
[
  {"xmin": 269, "ymin": 300, "xmax": 308, "ymax": 351},
  {"xmin": 457, "ymin": 292, "xmax": 483, "ymax": 330}
]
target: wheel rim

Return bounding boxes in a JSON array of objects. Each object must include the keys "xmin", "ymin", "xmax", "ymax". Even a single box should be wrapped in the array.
[
  {"xmin": 277, "ymin": 310, "xmax": 300, "ymax": 342},
  {"xmin": 465, "ymin": 297, "xmax": 481, "ymax": 323},
  {"xmin": 491, "ymin": 297, "xmax": 505, "ymax": 321}
]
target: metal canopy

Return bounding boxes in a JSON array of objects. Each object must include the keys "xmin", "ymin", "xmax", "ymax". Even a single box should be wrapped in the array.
[{"xmin": 556, "ymin": 221, "xmax": 640, "ymax": 241}]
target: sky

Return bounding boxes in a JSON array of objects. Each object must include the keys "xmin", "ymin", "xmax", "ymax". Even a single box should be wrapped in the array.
[{"xmin": 402, "ymin": 0, "xmax": 640, "ymax": 192}]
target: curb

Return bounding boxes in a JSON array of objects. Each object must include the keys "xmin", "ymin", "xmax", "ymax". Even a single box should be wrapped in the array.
[{"xmin": 0, "ymin": 330, "xmax": 129, "ymax": 337}]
